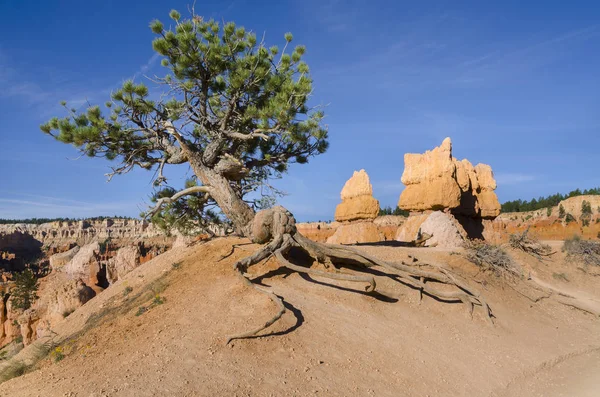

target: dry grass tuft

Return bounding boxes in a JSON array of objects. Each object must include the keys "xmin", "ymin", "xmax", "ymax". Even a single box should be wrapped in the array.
[
  {"xmin": 509, "ymin": 228, "xmax": 554, "ymax": 260},
  {"xmin": 562, "ymin": 235, "xmax": 600, "ymax": 269},
  {"xmin": 464, "ymin": 240, "xmax": 522, "ymax": 278}
]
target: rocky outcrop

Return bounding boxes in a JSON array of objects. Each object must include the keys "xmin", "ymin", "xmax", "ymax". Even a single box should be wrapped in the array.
[
  {"xmin": 418, "ymin": 212, "xmax": 465, "ymax": 248},
  {"xmin": 328, "ymin": 170, "xmax": 381, "ymax": 244},
  {"xmin": 106, "ymin": 245, "xmax": 141, "ymax": 284},
  {"xmin": 399, "ymin": 138, "xmax": 462, "ymax": 211},
  {"xmin": 398, "ymin": 138, "xmax": 500, "ymax": 219},
  {"xmin": 49, "ymin": 246, "xmax": 80, "ymax": 271},
  {"xmin": 0, "ymin": 219, "xmax": 165, "ymax": 249},
  {"xmin": 63, "ymin": 242, "xmax": 100, "ymax": 282},
  {"xmin": 395, "ymin": 213, "xmax": 430, "ymax": 243},
  {"xmin": 326, "ymin": 222, "xmax": 382, "ymax": 245},
  {"xmin": 334, "ymin": 170, "xmax": 380, "ymax": 222}
]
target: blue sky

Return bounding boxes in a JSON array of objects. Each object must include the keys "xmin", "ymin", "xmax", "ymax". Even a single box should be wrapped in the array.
[{"xmin": 1, "ymin": 0, "xmax": 599, "ymax": 221}]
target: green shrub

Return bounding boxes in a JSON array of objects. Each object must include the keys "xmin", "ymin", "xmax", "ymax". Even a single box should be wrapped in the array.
[
  {"xmin": 546, "ymin": 207, "xmax": 552, "ymax": 217},
  {"xmin": 565, "ymin": 213, "xmax": 576, "ymax": 224},
  {"xmin": 559, "ymin": 205, "xmax": 566, "ymax": 218}
]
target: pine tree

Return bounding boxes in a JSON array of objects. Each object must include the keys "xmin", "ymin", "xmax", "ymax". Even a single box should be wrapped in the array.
[
  {"xmin": 11, "ymin": 269, "xmax": 39, "ymax": 310},
  {"xmin": 40, "ymin": 9, "xmax": 492, "ymax": 342},
  {"xmin": 559, "ymin": 204, "xmax": 566, "ymax": 218}
]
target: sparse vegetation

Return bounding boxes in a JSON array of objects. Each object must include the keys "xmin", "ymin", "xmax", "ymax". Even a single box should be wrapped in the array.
[
  {"xmin": 562, "ymin": 235, "xmax": 600, "ymax": 268},
  {"xmin": 501, "ymin": 187, "xmax": 600, "ymax": 213},
  {"xmin": 51, "ymin": 346, "xmax": 65, "ymax": 362},
  {"xmin": 11, "ymin": 269, "xmax": 38, "ymax": 310},
  {"xmin": 464, "ymin": 240, "xmax": 521, "ymax": 277},
  {"xmin": 559, "ymin": 205, "xmax": 566, "ymax": 219},
  {"xmin": 135, "ymin": 306, "xmax": 148, "ymax": 316},
  {"xmin": 565, "ymin": 213, "xmax": 576, "ymax": 224},
  {"xmin": 123, "ymin": 286, "xmax": 133, "ymax": 296},
  {"xmin": 509, "ymin": 228, "xmax": 554, "ymax": 260},
  {"xmin": 171, "ymin": 261, "xmax": 182, "ymax": 270},
  {"xmin": 580, "ymin": 200, "xmax": 592, "ymax": 227},
  {"xmin": 546, "ymin": 207, "xmax": 552, "ymax": 217}
]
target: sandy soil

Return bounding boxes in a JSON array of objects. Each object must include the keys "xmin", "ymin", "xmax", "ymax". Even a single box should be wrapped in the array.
[{"xmin": 0, "ymin": 237, "xmax": 598, "ymax": 396}]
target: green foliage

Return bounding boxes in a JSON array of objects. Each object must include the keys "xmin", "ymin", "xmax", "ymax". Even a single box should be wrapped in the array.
[
  {"xmin": 546, "ymin": 207, "xmax": 552, "ymax": 217},
  {"xmin": 581, "ymin": 200, "xmax": 592, "ymax": 226},
  {"xmin": 145, "ymin": 178, "xmax": 226, "ymax": 235},
  {"xmin": 565, "ymin": 213, "xmax": 576, "ymax": 224},
  {"xmin": 378, "ymin": 206, "xmax": 409, "ymax": 216},
  {"xmin": 123, "ymin": 286, "xmax": 133, "ymax": 296},
  {"xmin": 501, "ymin": 187, "xmax": 600, "ymax": 213},
  {"xmin": 558, "ymin": 204, "xmax": 566, "ymax": 219},
  {"xmin": 582, "ymin": 200, "xmax": 592, "ymax": 215},
  {"xmin": 11, "ymin": 269, "xmax": 39, "ymax": 311},
  {"xmin": 40, "ymin": 9, "xmax": 329, "ymax": 231},
  {"xmin": 135, "ymin": 306, "xmax": 148, "ymax": 316}
]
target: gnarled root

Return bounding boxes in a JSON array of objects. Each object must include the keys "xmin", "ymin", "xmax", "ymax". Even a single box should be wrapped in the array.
[{"xmin": 226, "ymin": 206, "xmax": 493, "ymax": 344}]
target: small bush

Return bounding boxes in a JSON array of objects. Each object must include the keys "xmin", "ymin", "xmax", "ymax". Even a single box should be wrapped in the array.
[
  {"xmin": 171, "ymin": 261, "xmax": 182, "ymax": 270},
  {"xmin": 135, "ymin": 306, "xmax": 147, "ymax": 316},
  {"xmin": 153, "ymin": 295, "xmax": 165, "ymax": 305},
  {"xmin": 562, "ymin": 235, "xmax": 600, "ymax": 268},
  {"xmin": 565, "ymin": 213, "xmax": 576, "ymax": 224},
  {"xmin": 559, "ymin": 204, "xmax": 566, "ymax": 218},
  {"xmin": 582, "ymin": 200, "xmax": 592, "ymax": 215},
  {"xmin": 464, "ymin": 240, "xmax": 521, "ymax": 277},
  {"xmin": 546, "ymin": 207, "xmax": 552, "ymax": 217},
  {"xmin": 51, "ymin": 346, "xmax": 65, "ymax": 363},
  {"xmin": 123, "ymin": 286, "xmax": 133, "ymax": 297}
]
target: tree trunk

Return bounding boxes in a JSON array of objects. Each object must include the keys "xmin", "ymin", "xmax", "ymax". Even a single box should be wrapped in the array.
[{"xmin": 187, "ymin": 154, "xmax": 256, "ymax": 237}]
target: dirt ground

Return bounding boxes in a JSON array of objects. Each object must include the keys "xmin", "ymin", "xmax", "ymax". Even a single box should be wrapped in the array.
[{"xmin": 0, "ymin": 237, "xmax": 598, "ymax": 396}]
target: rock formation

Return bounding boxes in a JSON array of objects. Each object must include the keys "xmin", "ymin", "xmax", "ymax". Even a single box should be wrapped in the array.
[
  {"xmin": 417, "ymin": 211, "xmax": 465, "ymax": 248},
  {"xmin": 334, "ymin": 170, "xmax": 380, "ymax": 222},
  {"xmin": 398, "ymin": 137, "xmax": 500, "ymax": 219},
  {"xmin": 327, "ymin": 170, "xmax": 382, "ymax": 244},
  {"xmin": 0, "ymin": 218, "xmax": 177, "ymax": 349},
  {"xmin": 396, "ymin": 138, "xmax": 501, "ymax": 245}
]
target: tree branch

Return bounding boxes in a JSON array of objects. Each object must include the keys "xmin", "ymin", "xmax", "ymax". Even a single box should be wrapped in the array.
[{"xmin": 146, "ymin": 185, "xmax": 213, "ymax": 217}]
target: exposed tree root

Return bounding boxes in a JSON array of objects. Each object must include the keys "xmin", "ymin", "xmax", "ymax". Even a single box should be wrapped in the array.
[{"xmin": 226, "ymin": 207, "xmax": 494, "ymax": 344}]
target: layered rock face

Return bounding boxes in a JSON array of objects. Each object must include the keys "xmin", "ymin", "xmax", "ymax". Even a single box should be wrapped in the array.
[
  {"xmin": 398, "ymin": 138, "xmax": 500, "ymax": 219},
  {"xmin": 328, "ymin": 170, "xmax": 382, "ymax": 244},
  {"xmin": 0, "ymin": 219, "xmax": 164, "ymax": 249},
  {"xmin": 0, "ymin": 218, "xmax": 176, "ymax": 349},
  {"xmin": 334, "ymin": 170, "xmax": 380, "ymax": 222},
  {"xmin": 396, "ymin": 138, "xmax": 500, "ymax": 246}
]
